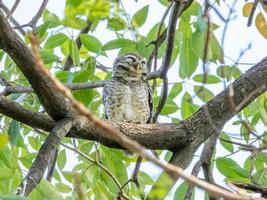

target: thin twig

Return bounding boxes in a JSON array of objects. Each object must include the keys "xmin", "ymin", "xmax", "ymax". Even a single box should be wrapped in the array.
[
  {"xmin": 2, "ymin": 81, "xmax": 106, "ymax": 96},
  {"xmin": 0, "ymin": 2, "xmax": 25, "ymax": 35},
  {"xmin": 14, "ymin": 0, "xmax": 49, "ymax": 33},
  {"xmin": 119, "ymin": 0, "xmax": 136, "ymax": 41},
  {"xmin": 247, "ymin": 0, "xmax": 259, "ymax": 27},
  {"xmin": 6, "ymin": 0, "xmax": 20, "ymax": 19}
]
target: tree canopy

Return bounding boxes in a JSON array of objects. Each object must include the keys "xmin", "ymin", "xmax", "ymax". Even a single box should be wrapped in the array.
[{"xmin": 0, "ymin": 0, "xmax": 267, "ymax": 199}]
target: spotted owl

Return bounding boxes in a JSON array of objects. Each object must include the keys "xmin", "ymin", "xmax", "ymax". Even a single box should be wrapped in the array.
[{"xmin": 102, "ymin": 53, "xmax": 153, "ymax": 124}]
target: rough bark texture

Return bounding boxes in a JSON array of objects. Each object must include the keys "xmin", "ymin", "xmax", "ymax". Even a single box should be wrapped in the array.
[
  {"xmin": 0, "ymin": 57, "xmax": 266, "ymax": 153},
  {"xmin": 17, "ymin": 118, "xmax": 74, "ymax": 196},
  {"xmin": 0, "ymin": 10, "xmax": 71, "ymax": 120},
  {"xmin": 0, "ymin": 2, "xmax": 267, "ymax": 197}
]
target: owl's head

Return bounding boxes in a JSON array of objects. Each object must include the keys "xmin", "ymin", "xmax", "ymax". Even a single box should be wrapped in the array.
[{"xmin": 113, "ymin": 53, "xmax": 147, "ymax": 79}]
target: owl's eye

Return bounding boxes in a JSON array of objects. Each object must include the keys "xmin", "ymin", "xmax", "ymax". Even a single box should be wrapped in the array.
[
  {"xmin": 125, "ymin": 58, "xmax": 134, "ymax": 63},
  {"xmin": 141, "ymin": 60, "xmax": 146, "ymax": 65}
]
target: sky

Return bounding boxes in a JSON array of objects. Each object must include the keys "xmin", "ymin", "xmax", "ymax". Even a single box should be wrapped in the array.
[{"xmin": 2, "ymin": 0, "xmax": 267, "ymax": 199}]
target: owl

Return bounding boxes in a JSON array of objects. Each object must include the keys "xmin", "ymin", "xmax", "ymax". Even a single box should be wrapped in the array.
[{"xmin": 102, "ymin": 53, "xmax": 153, "ymax": 124}]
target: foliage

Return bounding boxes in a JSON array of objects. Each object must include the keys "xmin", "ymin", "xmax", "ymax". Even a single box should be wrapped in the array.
[{"xmin": 0, "ymin": 0, "xmax": 266, "ymax": 199}]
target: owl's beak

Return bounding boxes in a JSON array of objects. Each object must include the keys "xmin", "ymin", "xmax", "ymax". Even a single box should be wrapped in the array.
[{"xmin": 134, "ymin": 63, "xmax": 140, "ymax": 71}]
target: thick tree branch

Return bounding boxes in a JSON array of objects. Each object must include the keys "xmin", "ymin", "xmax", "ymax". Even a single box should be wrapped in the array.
[
  {"xmin": 0, "ymin": 2, "xmax": 26, "ymax": 35},
  {"xmin": 0, "ymin": 95, "xmax": 54, "ymax": 131},
  {"xmin": 0, "ymin": 10, "xmax": 72, "ymax": 120},
  {"xmin": 0, "ymin": 58, "xmax": 266, "ymax": 152},
  {"xmin": 17, "ymin": 118, "xmax": 74, "ymax": 196}
]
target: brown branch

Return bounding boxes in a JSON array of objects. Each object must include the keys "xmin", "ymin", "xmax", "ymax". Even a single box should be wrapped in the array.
[
  {"xmin": 0, "ymin": 57, "xmax": 267, "ymax": 152},
  {"xmin": 2, "ymin": 80, "xmax": 105, "ymax": 96},
  {"xmin": 0, "ymin": 95, "xmax": 54, "ymax": 131},
  {"xmin": 6, "ymin": 0, "xmax": 20, "ymax": 19},
  {"xmin": 184, "ymin": 133, "xmax": 219, "ymax": 200},
  {"xmin": 28, "ymin": 35, "xmax": 262, "ymax": 200},
  {"xmin": 46, "ymin": 148, "xmax": 58, "ymax": 182},
  {"xmin": 17, "ymin": 118, "xmax": 74, "ymax": 196},
  {"xmin": 184, "ymin": 160, "xmax": 202, "ymax": 200},
  {"xmin": 0, "ymin": 2, "xmax": 25, "ymax": 35},
  {"xmin": 231, "ymin": 182, "xmax": 267, "ymax": 198},
  {"xmin": 247, "ymin": 0, "xmax": 259, "ymax": 27},
  {"xmin": 153, "ymin": 1, "xmax": 188, "ymax": 122},
  {"xmin": 14, "ymin": 0, "xmax": 49, "ymax": 33},
  {"xmin": 0, "ymin": 10, "xmax": 72, "ymax": 120},
  {"xmin": 63, "ymin": 22, "xmax": 92, "ymax": 71}
]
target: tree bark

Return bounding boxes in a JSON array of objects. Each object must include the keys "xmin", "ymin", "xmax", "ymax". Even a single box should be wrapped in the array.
[
  {"xmin": 16, "ymin": 118, "xmax": 74, "ymax": 196},
  {"xmin": 0, "ymin": 57, "xmax": 266, "ymax": 153}
]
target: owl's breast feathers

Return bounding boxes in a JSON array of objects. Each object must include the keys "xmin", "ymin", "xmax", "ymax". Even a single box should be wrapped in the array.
[{"xmin": 102, "ymin": 77, "xmax": 152, "ymax": 123}]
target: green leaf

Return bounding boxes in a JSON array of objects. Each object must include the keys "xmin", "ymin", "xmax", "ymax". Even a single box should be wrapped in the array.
[
  {"xmin": 194, "ymin": 86, "xmax": 214, "ymax": 102},
  {"xmin": 210, "ymin": 33, "xmax": 224, "ymax": 63},
  {"xmin": 55, "ymin": 183, "xmax": 72, "ymax": 193},
  {"xmin": 28, "ymin": 136, "xmax": 41, "ymax": 151},
  {"xmin": 0, "ymin": 195, "xmax": 27, "ymax": 200},
  {"xmin": 241, "ymin": 124, "xmax": 250, "ymax": 143},
  {"xmin": 216, "ymin": 157, "xmax": 249, "ymax": 181},
  {"xmin": 138, "ymin": 171, "xmax": 154, "ymax": 185},
  {"xmin": 253, "ymin": 168, "xmax": 267, "ymax": 187},
  {"xmin": 173, "ymin": 182, "xmax": 191, "ymax": 200},
  {"xmin": 0, "ymin": 134, "xmax": 9, "ymax": 149},
  {"xmin": 8, "ymin": 120, "xmax": 20, "ymax": 145},
  {"xmin": 216, "ymin": 65, "xmax": 241, "ymax": 80},
  {"xmin": 44, "ymin": 33, "xmax": 68, "ymax": 49},
  {"xmin": 169, "ymin": 83, "xmax": 182, "ymax": 99},
  {"xmin": 0, "ymin": 166, "xmax": 15, "ymax": 181},
  {"xmin": 101, "ymin": 147, "xmax": 128, "ymax": 194},
  {"xmin": 161, "ymin": 100, "xmax": 179, "ymax": 115},
  {"xmin": 82, "ymin": 57, "xmax": 96, "ymax": 79},
  {"xmin": 191, "ymin": 30, "xmax": 212, "ymax": 60},
  {"xmin": 219, "ymin": 133, "xmax": 234, "ymax": 153},
  {"xmin": 181, "ymin": 1, "xmax": 202, "ymax": 17},
  {"xmin": 131, "ymin": 5, "xmax": 149, "ymax": 27},
  {"xmin": 181, "ymin": 92, "xmax": 199, "ymax": 119},
  {"xmin": 69, "ymin": 39, "xmax": 80, "ymax": 66},
  {"xmin": 148, "ymin": 173, "xmax": 174, "ymax": 200},
  {"xmin": 36, "ymin": 179, "xmax": 64, "ymax": 200},
  {"xmin": 80, "ymin": 34, "xmax": 102, "ymax": 54},
  {"xmin": 107, "ymin": 17, "xmax": 126, "ymax": 31},
  {"xmin": 57, "ymin": 149, "xmax": 66, "ymax": 170},
  {"xmin": 43, "ymin": 9, "xmax": 61, "ymax": 28},
  {"xmin": 103, "ymin": 38, "xmax": 135, "ymax": 50},
  {"xmin": 179, "ymin": 37, "xmax": 199, "ymax": 78},
  {"xmin": 158, "ymin": 0, "xmax": 169, "ymax": 6},
  {"xmin": 193, "ymin": 74, "xmax": 221, "ymax": 83},
  {"xmin": 40, "ymin": 50, "xmax": 59, "ymax": 65},
  {"xmin": 0, "ymin": 146, "xmax": 19, "ymax": 169},
  {"xmin": 28, "ymin": 189, "xmax": 43, "ymax": 200}
]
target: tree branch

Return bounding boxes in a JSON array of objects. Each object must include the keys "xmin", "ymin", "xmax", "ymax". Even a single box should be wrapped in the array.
[
  {"xmin": 153, "ymin": 0, "xmax": 194, "ymax": 121},
  {"xmin": 17, "ymin": 118, "xmax": 74, "ymax": 196},
  {"xmin": 14, "ymin": 0, "xmax": 49, "ymax": 33},
  {"xmin": 0, "ymin": 10, "xmax": 72, "ymax": 120},
  {"xmin": 0, "ymin": 2, "xmax": 25, "ymax": 35},
  {"xmin": 2, "ymin": 80, "xmax": 105, "ymax": 96},
  {"xmin": 0, "ymin": 57, "xmax": 266, "ymax": 152}
]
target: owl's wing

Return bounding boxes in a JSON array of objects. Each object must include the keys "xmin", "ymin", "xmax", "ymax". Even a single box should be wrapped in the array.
[{"xmin": 144, "ymin": 79, "xmax": 153, "ymax": 123}]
